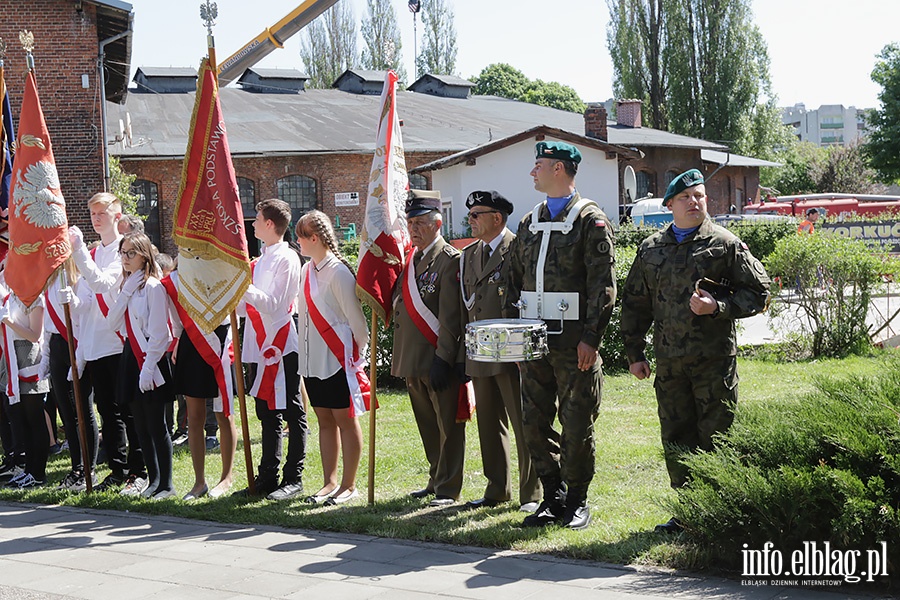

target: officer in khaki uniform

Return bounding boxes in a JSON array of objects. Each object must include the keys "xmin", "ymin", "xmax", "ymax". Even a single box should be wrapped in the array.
[
  {"xmin": 391, "ymin": 190, "xmax": 467, "ymax": 507},
  {"xmin": 507, "ymin": 142, "xmax": 617, "ymax": 530},
  {"xmin": 620, "ymin": 169, "xmax": 770, "ymax": 533},
  {"xmin": 460, "ymin": 190, "xmax": 541, "ymax": 512}
]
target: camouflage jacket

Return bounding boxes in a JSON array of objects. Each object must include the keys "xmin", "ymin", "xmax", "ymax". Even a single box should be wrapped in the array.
[
  {"xmin": 620, "ymin": 218, "xmax": 771, "ymax": 362},
  {"xmin": 506, "ymin": 193, "xmax": 616, "ymax": 350}
]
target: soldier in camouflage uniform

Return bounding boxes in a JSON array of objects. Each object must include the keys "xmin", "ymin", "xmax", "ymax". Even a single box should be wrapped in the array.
[
  {"xmin": 620, "ymin": 169, "xmax": 770, "ymax": 533},
  {"xmin": 507, "ymin": 141, "xmax": 616, "ymax": 530}
]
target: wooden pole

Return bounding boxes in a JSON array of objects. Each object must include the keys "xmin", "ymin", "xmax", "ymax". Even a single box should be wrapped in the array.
[
  {"xmin": 367, "ymin": 311, "xmax": 378, "ymax": 505},
  {"xmin": 231, "ymin": 310, "xmax": 256, "ymax": 495},
  {"xmin": 60, "ymin": 268, "xmax": 92, "ymax": 493}
]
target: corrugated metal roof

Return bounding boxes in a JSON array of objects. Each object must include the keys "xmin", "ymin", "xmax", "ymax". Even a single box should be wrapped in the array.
[
  {"xmin": 244, "ymin": 68, "xmax": 308, "ymax": 80},
  {"xmin": 135, "ymin": 67, "xmax": 198, "ymax": 78},
  {"xmin": 408, "ymin": 74, "xmax": 474, "ymax": 88},
  {"xmin": 108, "ymin": 88, "xmax": 734, "ymax": 159},
  {"xmin": 701, "ymin": 149, "xmax": 781, "ymax": 167}
]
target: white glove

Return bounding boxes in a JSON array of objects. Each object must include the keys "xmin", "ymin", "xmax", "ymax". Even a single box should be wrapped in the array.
[
  {"xmin": 37, "ymin": 356, "xmax": 50, "ymax": 381},
  {"xmin": 0, "ymin": 302, "xmax": 9, "ymax": 324},
  {"xmin": 68, "ymin": 226, "xmax": 85, "ymax": 251},
  {"xmin": 139, "ymin": 365, "xmax": 155, "ymax": 392},
  {"xmin": 57, "ymin": 286, "xmax": 75, "ymax": 305},
  {"xmin": 121, "ymin": 270, "xmax": 144, "ymax": 297},
  {"xmin": 67, "ymin": 359, "xmax": 86, "ymax": 382}
]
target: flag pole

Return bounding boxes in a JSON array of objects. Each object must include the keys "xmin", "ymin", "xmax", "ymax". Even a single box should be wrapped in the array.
[
  {"xmin": 201, "ymin": 1, "xmax": 256, "ymax": 495},
  {"xmin": 367, "ymin": 311, "xmax": 377, "ymax": 505},
  {"xmin": 60, "ymin": 267, "xmax": 92, "ymax": 493}
]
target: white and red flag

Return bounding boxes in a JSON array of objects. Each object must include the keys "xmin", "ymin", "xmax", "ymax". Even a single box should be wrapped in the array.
[
  {"xmin": 172, "ymin": 56, "xmax": 250, "ymax": 333},
  {"xmin": 356, "ymin": 70, "xmax": 410, "ymax": 324},
  {"xmin": 6, "ymin": 70, "xmax": 69, "ymax": 307}
]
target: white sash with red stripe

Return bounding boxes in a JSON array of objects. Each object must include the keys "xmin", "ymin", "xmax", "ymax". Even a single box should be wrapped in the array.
[
  {"xmin": 44, "ymin": 289, "xmax": 74, "ymax": 345},
  {"xmin": 303, "ymin": 263, "xmax": 371, "ymax": 417},
  {"xmin": 161, "ymin": 274, "xmax": 234, "ymax": 416},
  {"xmin": 246, "ymin": 305, "xmax": 291, "ymax": 411},
  {"xmin": 125, "ymin": 307, "xmax": 166, "ymax": 390},
  {"xmin": 1, "ymin": 295, "xmax": 40, "ymax": 404},
  {"xmin": 401, "ymin": 249, "xmax": 439, "ymax": 347}
]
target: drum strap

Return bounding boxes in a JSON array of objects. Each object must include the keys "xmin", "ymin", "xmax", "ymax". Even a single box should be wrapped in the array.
[{"xmin": 526, "ymin": 198, "xmax": 596, "ymax": 317}]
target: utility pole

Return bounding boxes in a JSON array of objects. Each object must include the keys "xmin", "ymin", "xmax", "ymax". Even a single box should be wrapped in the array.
[{"xmin": 408, "ymin": 0, "xmax": 421, "ymax": 80}]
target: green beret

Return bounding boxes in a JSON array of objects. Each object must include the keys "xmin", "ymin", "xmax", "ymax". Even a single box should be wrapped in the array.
[
  {"xmin": 663, "ymin": 168, "xmax": 704, "ymax": 203},
  {"xmin": 535, "ymin": 141, "xmax": 582, "ymax": 165}
]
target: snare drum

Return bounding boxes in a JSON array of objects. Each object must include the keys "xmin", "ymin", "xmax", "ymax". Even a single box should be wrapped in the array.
[{"xmin": 465, "ymin": 319, "xmax": 548, "ymax": 363}]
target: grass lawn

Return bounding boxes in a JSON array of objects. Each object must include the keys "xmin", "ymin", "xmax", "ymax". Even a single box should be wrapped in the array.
[{"xmin": 1, "ymin": 351, "xmax": 890, "ymax": 573}]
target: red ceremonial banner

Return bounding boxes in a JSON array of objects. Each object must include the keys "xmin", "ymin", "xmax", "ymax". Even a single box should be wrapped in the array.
[
  {"xmin": 356, "ymin": 70, "xmax": 411, "ymax": 324},
  {"xmin": 6, "ymin": 70, "xmax": 69, "ymax": 307},
  {"xmin": 172, "ymin": 56, "xmax": 250, "ymax": 333}
]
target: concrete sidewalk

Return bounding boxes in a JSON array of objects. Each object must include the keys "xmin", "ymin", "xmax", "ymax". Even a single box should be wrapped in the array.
[{"xmin": 0, "ymin": 502, "xmax": 887, "ymax": 600}]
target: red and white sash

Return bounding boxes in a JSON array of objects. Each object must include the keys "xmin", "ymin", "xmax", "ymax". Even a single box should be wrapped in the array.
[
  {"xmin": 90, "ymin": 246, "xmax": 125, "ymax": 344},
  {"xmin": 124, "ymin": 306, "xmax": 167, "ymax": 390},
  {"xmin": 246, "ymin": 304, "xmax": 291, "ymax": 411},
  {"xmin": 44, "ymin": 289, "xmax": 75, "ymax": 346},
  {"xmin": 303, "ymin": 263, "xmax": 372, "ymax": 417},
  {"xmin": 400, "ymin": 250, "xmax": 474, "ymax": 422},
  {"xmin": 161, "ymin": 274, "xmax": 234, "ymax": 416},
  {"xmin": 1, "ymin": 295, "xmax": 40, "ymax": 404}
]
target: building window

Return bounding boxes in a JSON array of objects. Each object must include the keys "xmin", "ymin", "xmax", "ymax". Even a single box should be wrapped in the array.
[
  {"xmin": 276, "ymin": 175, "xmax": 317, "ymax": 222},
  {"xmin": 409, "ymin": 173, "xmax": 428, "ymax": 190},
  {"xmin": 664, "ymin": 170, "xmax": 678, "ymax": 187},
  {"xmin": 237, "ymin": 176, "xmax": 256, "ymax": 218},
  {"xmin": 441, "ymin": 202, "xmax": 452, "ymax": 238},
  {"xmin": 130, "ymin": 179, "xmax": 161, "ymax": 248},
  {"xmin": 636, "ymin": 170, "xmax": 654, "ymax": 199}
]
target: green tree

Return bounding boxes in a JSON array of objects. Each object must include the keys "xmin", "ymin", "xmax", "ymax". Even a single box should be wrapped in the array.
[
  {"xmin": 606, "ymin": 0, "xmax": 669, "ymax": 129},
  {"xmin": 864, "ymin": 43, "xmax": 900, "ymax": 182},
  {"xmin": 471, "ymin": 63, "xmax": 529, "ymax": 99},
  {"xmin": 299, "ymin": 1, "xmax": 358, "ymax": 89},
  {"xmin": 522, "ymin": 80, "xmax": 585, "ymax": 114},
  {"xmin": 415, "ymin": 0, "xmax": 457, "ymax": 77},
  {"xmin": 109, "ymin": 155, "xmax": 138, "ymax": 216},
  {"xmin": 360, "ymin": 0, "xmax": 406, "ymax": 83},
  {"xmin": 760, "ymin": 140, "xmax": 825, "ymax": 195},
  {"xmin": 811, "ymin": 142, "xmax": 884, "ymax": 194}
]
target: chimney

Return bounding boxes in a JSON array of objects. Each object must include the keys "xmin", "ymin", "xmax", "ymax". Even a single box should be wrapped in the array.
[
  {"xmin": 584, "ymin": 103, "xmax": 608, "ymax": 141},
  {"xmin": 616, "ymin": 99, "xmax": 642, "ymax": 128}
]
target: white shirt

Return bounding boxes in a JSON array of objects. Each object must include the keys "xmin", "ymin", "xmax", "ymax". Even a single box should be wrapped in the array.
[
  {"xmin": 3, "ymin": 293, "xmax": 44, "ymax": 345},
  {"xmin": 107, "ymin": 277, "xmax": 172, "ymax": 370},
  {"xmin": 296, "ymin": 254, "xmax": 368, "ymax": 379},
  {"xmin": 240, "ymin": 241, "xmax": 301, "ymax": 363},
  {"xmin": 71, "ymin": 237, "xmax": 125, "ymax": 361}
]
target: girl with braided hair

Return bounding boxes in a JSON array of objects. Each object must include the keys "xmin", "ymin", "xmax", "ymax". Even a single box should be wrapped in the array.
[{"xmin": 295, "ymin": 210, "xmax": 369, "ymax": 505}]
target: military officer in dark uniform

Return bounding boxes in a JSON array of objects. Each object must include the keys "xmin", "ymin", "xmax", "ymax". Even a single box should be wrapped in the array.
[
  {"xmin": 620, "ymin": 169, "xmax": 770, "ymax": 533},
  {"xmin": 460, "ymin": 190, "xmax": 541, "ymax": 512},
  {"xmin": 391, "ymin": 190, "xmax": 467, "ymax": 507},
  {"xmin": 507, "ymin": 142, "xmax": 617, "ymax": 530}
]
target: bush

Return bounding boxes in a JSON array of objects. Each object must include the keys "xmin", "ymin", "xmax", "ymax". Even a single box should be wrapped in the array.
[
  {"xmin": 722, "ymin": 220, "xmax": 796, "ymax": 261},
  {"xmin": 601, "ymin": 246, "xmax": 654, "ymax": 373},
  {"xmin": 666, "ymin": 364, "xmax": 900, "ymax": 577},
  {"xmin": 765, "ymin": 234, "xmax": 900, "ymax": 358},
  {"xmin": 615, "ymin": 222, "xmax": 663, "ymax": 248}
]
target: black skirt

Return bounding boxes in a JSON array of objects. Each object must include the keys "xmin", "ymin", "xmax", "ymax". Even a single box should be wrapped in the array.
[
  {"xmin": 305, "ymin": 368, "xmax": 351, "ymax": 410},
  {"xmin": 173, "ymin": 325, "xmax": 229, "ymax": 399},
  {"xmin": 118, "ymin": 341, "xmax": 173, "ymax": 404}
]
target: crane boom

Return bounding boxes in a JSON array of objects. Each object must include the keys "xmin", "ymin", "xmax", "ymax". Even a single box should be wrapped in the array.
[{"xmin": 217, "ymin": 0, "xmax": 339, "ymax": 86}]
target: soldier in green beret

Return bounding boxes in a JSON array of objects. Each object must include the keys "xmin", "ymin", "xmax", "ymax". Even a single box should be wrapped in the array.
[
  {"xmin": 507, "ymin": 141, "xmax": 617, "ymax": 530},
  {"xmin": 620, "ymin": 168, "xmax": 770, "ymax": 533}
]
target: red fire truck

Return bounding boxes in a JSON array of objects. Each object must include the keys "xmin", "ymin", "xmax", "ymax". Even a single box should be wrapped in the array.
[{"xmin": 743, "ymin": 193, "xmax": 900, "ymax": 219}]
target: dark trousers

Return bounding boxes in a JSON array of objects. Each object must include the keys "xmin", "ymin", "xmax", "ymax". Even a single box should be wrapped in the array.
[
  {"xmin": 252, "ymin": 352, "xmax": 307, "ymax": 485},
  {"xmin": 131, "ymin": 396, "xmax": 174, "ymax": 494},
  {"xmin": 0, "ymin": 392, "xmax": 16, "ymax": 462},
  {"xmin": 89, "ymin": 353, "xmax": 143, "ymax": 477},
  {"xmin": 1, "ymin": 393, "xmax": 25, "ymax": 467},
  {"xmin": 9, "ymin": 393, "xmax": 50, "ymax": 480},
  {"xmin": 49, "ymin": 334, "xmax": 97, "ymax": 473}
]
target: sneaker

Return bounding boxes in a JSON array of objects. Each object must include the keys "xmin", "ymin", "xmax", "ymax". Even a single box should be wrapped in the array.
[
  {"xmin": 654, "ymin": 517, "xmax": 684, "ymax": 534},
  {"xmin": 94, "ymin": 472, "xmax": 126, "ymax": 492},
  {"xmin": 69, "ymin": 471, "xmax": 98, "ymax": 493},
  {"xmin": 0, "ymin": 459, "xmax": 19, "ymax": 480},
  {"xmin": 49, "ymin": 442, "xmax": 64, "ymax": 456},
  {"xmin": 14, "ymin": 473, "xmax": 45, "ymax": 489},
  {"xmin": 205, "ymin": 436, "xmax": 219, "ymax": 451},
  {"xmin": 60, "ymin": 440, "xmax": 69, "ymax": 452},
  {"xmin": 56, "ymin": 470, "xmax": 83, "ymax": 491},
  {"xmin": 266, "ymin": 480, "xmax": 304, "ymax": 501},
  {"xmin": 5, "ymin": 467, "xmax": 27, "ymax": 487},
  {"xmin": 522, "ymin": 498, "xmax": 565, "ymax": 528},
  {"xmin": 172, "ymin": 433, "xmax": 189, "ymax": 447},
  {"xmin": 120, "ymin": 474, "xmax": 149, "ymax": 497}
]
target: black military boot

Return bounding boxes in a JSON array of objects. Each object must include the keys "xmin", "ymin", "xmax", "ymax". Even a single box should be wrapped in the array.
[
  {"xmin": 560, "ymin": 488, "xmax": 591, "ymax": 531},
  {"xmin": 522, "ymin": 481, "xmax": 566, "ymax": 527}
]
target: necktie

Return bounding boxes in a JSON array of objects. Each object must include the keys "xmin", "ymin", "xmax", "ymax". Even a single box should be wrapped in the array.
[{"xmin": 482, "ymin": 244, "xmax": 491, "ymax": 268}]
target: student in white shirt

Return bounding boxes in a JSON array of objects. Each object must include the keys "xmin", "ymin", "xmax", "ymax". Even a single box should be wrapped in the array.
[
  {"xmin": 295, "ymin": 211, "xmax": 368, "ymax": 505},
  {"xmin": 106, "ymin": 233, "xmax": 175, "ymax": 499},
  {"xmin": 239, "ymin": 199, "xmax": 307, "ymax": 500}
]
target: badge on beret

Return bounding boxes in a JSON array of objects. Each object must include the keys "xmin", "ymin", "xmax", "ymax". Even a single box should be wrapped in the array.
[{"xmin": 664, "ymin": 168, "xmax": 705, "ymax": 203}]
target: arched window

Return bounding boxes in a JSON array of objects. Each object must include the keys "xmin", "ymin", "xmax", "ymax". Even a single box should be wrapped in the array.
[
  {"xmin": 276, "ymin": 175, "xmax": 317, "ymax": 222},
  {"xmin": 664, "ymin": 170, "xmax": 679, "ymax": 187},
  {"xmin": 636, "ymin": 170, "xmax": 654, "ymax": 199},
  {"xmin": 237, "ymin": 176, "xmax": 256, "ymax": 218},
  {"xmin": 130, "ymin": 179, "xmax": 161, "ymax": 248},
  {"xmin": 409, "ymin": 173, "xmax": 428, "ymax": 190}
]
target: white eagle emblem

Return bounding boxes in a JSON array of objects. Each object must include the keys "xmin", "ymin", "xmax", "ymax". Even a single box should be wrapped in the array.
[{"xmin": 13, "ymin": 161, "xmax": 67, "ymax": 229}]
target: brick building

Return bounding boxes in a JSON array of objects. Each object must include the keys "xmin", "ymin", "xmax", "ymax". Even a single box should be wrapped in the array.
[{"xmin": 1, "ymin": 0, "xmax": 132, "ymax": 233}]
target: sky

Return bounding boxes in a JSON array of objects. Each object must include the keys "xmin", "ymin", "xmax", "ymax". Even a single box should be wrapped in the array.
[{"xmin": 127, "ymin": 0, "xmax": 900, "ymax": 110}]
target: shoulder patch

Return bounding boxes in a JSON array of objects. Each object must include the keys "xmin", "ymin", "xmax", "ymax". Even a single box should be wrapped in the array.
[{"xmin": 595, "ymin": 219, "xmax": 606, "ymax": 228}]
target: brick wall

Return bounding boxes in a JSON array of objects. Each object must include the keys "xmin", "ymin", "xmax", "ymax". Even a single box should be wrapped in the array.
[{"xmin": 1, "ymin": 0, "xmax": 106, "ymax": 236}]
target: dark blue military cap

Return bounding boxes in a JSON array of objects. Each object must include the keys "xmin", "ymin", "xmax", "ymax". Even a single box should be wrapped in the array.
[
  {"xmin": 406, "ymin": 189, "xmax": 442, "ymax": 217},
  {"xmin": 465, "ymin": 190, "xmax": 514, "ymax": 215}
]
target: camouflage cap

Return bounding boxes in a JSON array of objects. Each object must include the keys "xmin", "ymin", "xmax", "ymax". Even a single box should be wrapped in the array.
[
  {"xmin": 535, "ymin": 141, "xmax": 582, "ymax": 164},
  {"xmin": 406, "ymin": 189, "xmax": 442, "ymax": 217},
  {"xmin": 465, "ymin": 190, "xmax": 514, "ymax": 215},
  {"xmin": 663, "ymin": 168, "xmax": 705, "ymax": 204}
]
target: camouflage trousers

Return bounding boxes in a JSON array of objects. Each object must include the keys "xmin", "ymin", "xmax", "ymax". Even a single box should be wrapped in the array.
[
  {"xmin": 654, "ymin": 355, "xmax": 738, "ymax": 488},
  {"xmin": 520, "ymin": 346, "xmax": 602, "ymax": 504}
]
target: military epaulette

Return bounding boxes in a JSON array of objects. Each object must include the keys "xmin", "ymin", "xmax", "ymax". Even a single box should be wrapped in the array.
[{"xmin": 442, "ymin": 243, "xmax": 461, "ymax": 257}]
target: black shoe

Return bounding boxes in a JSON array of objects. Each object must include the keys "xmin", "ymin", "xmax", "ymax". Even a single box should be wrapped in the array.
[
  {"xmin": 654, "ymin": 517, "xmax": 684, "ymax": 534},
  {"xmin": 94, "ymin": 472, "xmax": 127, "ymax": 492},
  {"xmin": 429, "ymin": 495, "xmax": 455, "ymax": 507},
  {"xmin": 235, "ymin": 476, "xmax": 279, "ymax": 498},
  {"xmin": 409, "ymin": 488, "xmax": 433, "ymax": 499},
  {"xmin": 561, "ymin": 503, "xmax": 591, "ymax": 530},
  {"xmin": 267, "ymin": 480, "xmax": 304, "ymax": 501},
  {"xmin": 522, "ymin": 499, "xmax": 565, "ymax": 527},
  {"xmin": 464, "ymin": 497, "xmax": 502, "ymax": 510}
]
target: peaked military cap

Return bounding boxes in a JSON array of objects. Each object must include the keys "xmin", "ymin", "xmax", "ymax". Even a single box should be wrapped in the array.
[
  {"xmin": 535, "ymin": 141, "xmax": 582, "ymax": 165},
  {"xmin": 406, "ymin": 189, "xmax": 442, "ymax": 217},
  {"xmin": 663, "ymin": 168, "xmax": 705, "ymax": 204},
  {"xmin": 465, "ymin": 190, "xmax": 514, "ymax": 215}
]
